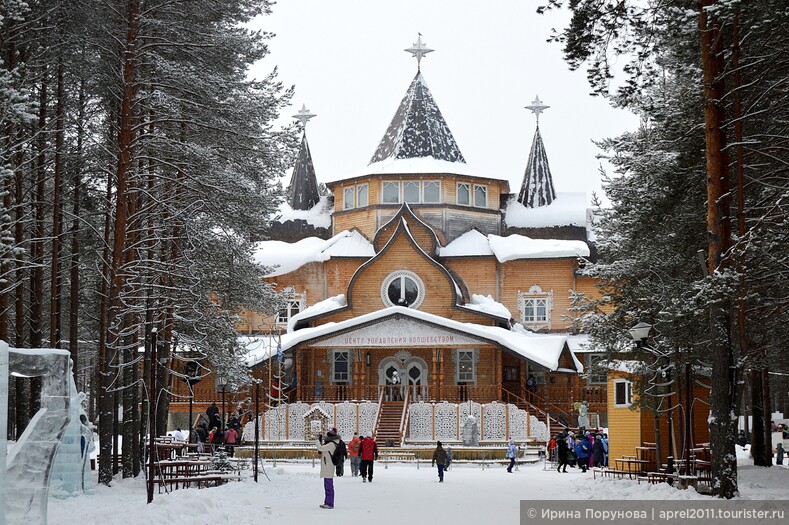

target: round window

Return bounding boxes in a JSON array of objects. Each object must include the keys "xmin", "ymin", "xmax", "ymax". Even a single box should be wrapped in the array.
[{"xmin": 381, "ymin": 270, "xmax": 425, "ymax": 309}]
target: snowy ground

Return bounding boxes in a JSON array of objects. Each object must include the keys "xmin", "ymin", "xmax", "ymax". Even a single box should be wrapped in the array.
[{"xmin": 48, "ymin": 449, "xmax": 789, "ymax": 525}]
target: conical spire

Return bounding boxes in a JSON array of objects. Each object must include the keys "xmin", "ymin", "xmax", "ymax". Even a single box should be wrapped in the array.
[
  {"xmin": 517, "ymin": 126, "xmax": 557, "ymax": 208},
  {"xmin": 369, "ymin": 72, "xmax": 466, "ymax": 165},
  {"xmin": 287, "ymin": 105, "xmax": 320, "ymax": 210},
  {"xmin": 288, "ymin": 132, "xmax": 320, "ymax": 210}
]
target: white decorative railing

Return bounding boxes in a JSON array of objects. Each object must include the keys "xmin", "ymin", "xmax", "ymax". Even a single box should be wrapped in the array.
[
  {"xmin": 240, "ymin": 399, "xmax": 550, "ymax": 443},
  {"xmin": 242, "ymin": 400, "xmax": 380, "ymax": 442},
  {"xmin": 407, "ymin": 400, "xmax": 543, "ymax": 442}
]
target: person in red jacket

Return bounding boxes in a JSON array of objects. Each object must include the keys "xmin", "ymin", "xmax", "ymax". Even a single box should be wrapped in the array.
[
  {"xmin": 358, "ymin": 433, "xmax": 378, "ymax": 483},
  {"xmin": 348, "ymin": 432, "xmax": 362, "ymax": 477}
]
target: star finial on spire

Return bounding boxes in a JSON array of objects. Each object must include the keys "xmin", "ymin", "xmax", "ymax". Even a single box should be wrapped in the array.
[
  {"xmin": 405, "ymin": 33, "xmax": 434, "ymax": 71},
  {"xmin": 525, "ymin": 95, "xmax": 550, "ymax": 125},
  {"xmin": 292, "ymin": 104, "xmax": 317, "ymax": 127}
]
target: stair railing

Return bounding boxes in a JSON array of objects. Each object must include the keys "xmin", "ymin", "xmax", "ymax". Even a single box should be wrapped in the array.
[
  {"xmin": 398, "ymin": 387, "xmax": 410, "ymax": 446},
  {"xmin": 373, "ymin": 386, "xmax": 384, "ymax": 437}
]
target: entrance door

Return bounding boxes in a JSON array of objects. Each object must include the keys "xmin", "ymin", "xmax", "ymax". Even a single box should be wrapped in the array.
[{"xmin": 406, "ymin": 360, "xmax": 429, "ymax": 401}]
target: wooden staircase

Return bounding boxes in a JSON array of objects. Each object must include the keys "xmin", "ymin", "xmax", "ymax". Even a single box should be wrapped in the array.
[{"xmin": 375, "ymin": 401, "xmax": 404, "ymax": 447}]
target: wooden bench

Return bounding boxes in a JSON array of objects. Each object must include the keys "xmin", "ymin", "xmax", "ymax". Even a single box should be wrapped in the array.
[
  {"xmin": 153, "ymin": 472, "xmax": 240, "ymax": 492},
  {"xmin": 637, "ymin": 472, "xmax": 670, "ymax": 484},
  {"xmin": 592, "ymin": 468, "xmax": 629, "ymax": 480}
]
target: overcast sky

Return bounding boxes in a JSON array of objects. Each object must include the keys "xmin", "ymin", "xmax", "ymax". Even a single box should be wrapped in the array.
[{"xmin": 250, "ymin": 0, "xmax": 640, "ymax": 204}]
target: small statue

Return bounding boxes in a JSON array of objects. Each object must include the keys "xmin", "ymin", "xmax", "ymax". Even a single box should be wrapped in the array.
[
  {"xmin": 577, "ymin": 400, "xmax": 590, "ymax": 429},
  {"xmin": 461, "ymin": 415, "xmax": 479, "ymax": 446}
]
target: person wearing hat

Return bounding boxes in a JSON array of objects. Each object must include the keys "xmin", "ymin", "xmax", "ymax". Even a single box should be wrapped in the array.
[
  {"xmin": 358, "ymin": 432, "xmax": 379, "ymax": 482},
  {"xmin": 555, "ymin": 433, "xmax": 569, "ymax": 473},
  {"xmin": 349, "ymin": 432, "xmax": 362, "ymax": 477},
  {"xmin": 316, "ymin": 428, "xmax": 340, "ymax": 509},
  {"xmin": 431, "ymin": 441, "xmax": 448, "ymax": 482}
]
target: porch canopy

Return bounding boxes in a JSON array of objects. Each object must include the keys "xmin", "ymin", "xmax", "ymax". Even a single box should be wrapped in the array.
[{"xmin": 244, "ymin": 305, "xmax": 583, "ymax": 373}]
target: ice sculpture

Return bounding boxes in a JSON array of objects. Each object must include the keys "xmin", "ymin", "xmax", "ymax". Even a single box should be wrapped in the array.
[
  {"xmin": 51, "ymin": 389, "xmax": 94, "ymax": 497},
  {"xmin": 1, "ymin": 342, "xmax": 73, "ymax": 525}
]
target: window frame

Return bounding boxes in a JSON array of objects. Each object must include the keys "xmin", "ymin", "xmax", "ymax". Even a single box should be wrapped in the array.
[
  {"xmin": 343, "ymin": 186, "xmax": 355, "ymax": 210},
  {"xmin": 356, "ymin": 183, "xmax": 368, "ymax": 207},
  {"xmin": 517, "ymin": 286, "xmax": 554, "ymax": 330},
  {"xmin": 403, "ymin": 180, "xmax": 421, "ymax": 203},
  {"xmin": 331, "ymin": 349, "xmax": 351, "ymax": 383},
  {"xmin": 457, "ymin": 182, "xmax": 471, "ymax": 206},
  {"xmin": 473, "ymin": 184, "xmax": 488, "ymax": 208},
  {"xmin": 276, "ymin": 291, "xmax": 306, "ymax": 326},
  {"xmin": 456, "ymin": 350, "xmax": 476, "ymax": 383},
  {"xmin": 613, "ymin": 379, "xmax": 633, "ymax": 407},
  {"xmin": 382, "ymin": 181, "xmax": 401, "ymax": 204},
  {"xmin": 422, "ymin": 180, "xmax": 441, "ymax": 203},
  {"xmin": 380, "ymin": 270, "xmax": 426, "ymax": 309}
]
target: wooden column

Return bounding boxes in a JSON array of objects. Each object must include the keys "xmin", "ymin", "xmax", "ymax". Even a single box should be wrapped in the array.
[
  {"xmin": 295, "ymin": 349, "xmax": 301, "ymax": 401},
  {"xmin": 496, "ymin": 348, "xmax": 503, "ymax": 401},
  {"xmin": 520, "ymin": 362, "xmax": 527, "ymax": 402},
  {"xmin": 432, "ymin": 349, "xmax": 439, "ymax": 401}
]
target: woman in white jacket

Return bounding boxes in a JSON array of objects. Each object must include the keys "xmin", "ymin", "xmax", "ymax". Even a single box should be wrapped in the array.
[{"xmin": 316, "ymin": 429, "xmax": 339, "ymax": 509}]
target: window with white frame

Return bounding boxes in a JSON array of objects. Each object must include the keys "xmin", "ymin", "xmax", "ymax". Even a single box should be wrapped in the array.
[
  {"xmin": 357, "ymin": 184, "xmax": 368, "ymax": 207},
  {"xmin": 457, "ymin": 182, "xmax": 470, "ymax": 206},
  {"xmin": 381, "ymin": 270, "xmax": 425, "ymax": 309},
  {"xmin": 614, "ymin": 379, "xmax": 633, "ymax": 407},
  {"xmin": 403, "ymin": 181, "xmax": 420, "ymax": 203},
  {"xmin": 382, "ymin": 181, "xmax": 400, "ymax": 203},
  {"xmin": 423, "ymin": 181, "xmax": 440, "ymax": 203},
  {"xmin": 343, "ymin": 186, "xmax": 355, "ymax": 210},
  {"xmin": 276, "ymin": 291, "xmax": 306, "ymax": 326},
  {"xmin": 332, "ymin": 350, "xmax": 351, "ymax": 383},
  {"xmin": 474, "ymin": 184, "xmax": 487, "ymax": 207},
  {"xmin": 517, "ymin": 286, "xmax": 554, "ymax": 329},
  {"xmin": 456, "ymin": 349, "xmax": 476, "ymax": 383}
]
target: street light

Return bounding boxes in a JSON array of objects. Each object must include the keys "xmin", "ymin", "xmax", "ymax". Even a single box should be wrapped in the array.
[
  {"xmin": 184, "ymin": 360, "xmax": 202, "ymax": 442},
  {"xmin": 216, "ymin": 373, "xmax": 228, "ymax": 430},
  {"xmin": 629, "ymin": 322, "xmax": 668, "ymax": 472}
]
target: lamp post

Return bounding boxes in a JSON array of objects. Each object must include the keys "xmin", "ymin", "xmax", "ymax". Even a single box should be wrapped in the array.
[
  {"xmin": 184, "ymin": 360, "xmax": 202, "ymax": 442},
  {"xmin": 216, "ymin": 373, "xmax": 228, "ymax": 430},
  {"xmin": 629, "ymin": 322, "xmax": 667, "ymax": 472}
]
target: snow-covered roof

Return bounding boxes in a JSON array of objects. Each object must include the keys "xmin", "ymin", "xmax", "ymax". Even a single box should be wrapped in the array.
[
  {"xmin": 253, "ymin": 229, "xmax": 374, "ymax": 277},
  {"xmin": 287, "ymin": 294, "xmax": 347, "ymax": 333},
  {"xmin": 608, "ymin": 360, "xmax": 643, "ymax": 373},
  {"xmin": 245, "ymin": 306, "xmax": 578, "ymax": 372},
  {"xmin": 439, "ymin": 230, "xmax": 493, "ymax": 257},
  {"xmin": 369, "ymin": 72, "xmax": 466, "ymax": 166},
  {"xmin": 488, "ymin": 234, "xmax": 590, "ymax": 261},
  {"xmin": 359, "ymin": 156, "xmax": 477, "ymax": 177},
  {"xmin": 441, "ymin": 231, "xmax": 589, "ymax": 260},
  {"xmin": 462, "ymin": 294, "xmax": 512, "ymax": 319},
  {"xmin": 504, "ymin": 193, "xmax": 589, "ymax": 229},
  {"xmin": 275, "ymin": 195, "xmax": 332, "ymax": 229},
  {"xmin": 566, "ymin": 334, "xmax": 602, "ymax": 354}
]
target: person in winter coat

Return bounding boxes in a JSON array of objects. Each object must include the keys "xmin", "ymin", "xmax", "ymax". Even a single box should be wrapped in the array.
[
  {"xmin": 566, "ymin": 432, "xmax": 576, "ymax": 467},
  {"xmin": 316, "ymin": 429, "xmax": 339, "ymax": 509},
  {"xmin": 776, "ymin": 443, "xmax": 785, "ymax": 465},
  {"xmin": 432, "ymin": 441, "xmax": 448, "ymax": 482},
  {"xmin": 506, "ymin": 438, "xmax": 518, "ymax": 473},
  {"xmin": 224, "ymin": 426, "xmax": 238, "ymax": 457},
  {"xmin": 555, "ymin": 433, "xmax": 569, "ymax": 473},
  {"xmin": 591, "ymin": 433, "xmax": 605, "ymax": 467},
  {"xmin": 195, "ymin": 423, "xmax": 208, "ymax": 453},
  {"xmin": 601, "ymin": 433, "xmax": 609, "ymax": 466},
  {"xmin": 358, "ymin": 433, "xmax": 379, "ymax": 482},
  {"xmin": 575, "ymin": 433, "xmax": 591, "ymax": 472},
  {"xmin": 348, "ymin": 432, "xmax": 362, "ymax": 477},
  {"xmin": 445, "ymin": 446, "xmax": 452, "ymax": 470}
]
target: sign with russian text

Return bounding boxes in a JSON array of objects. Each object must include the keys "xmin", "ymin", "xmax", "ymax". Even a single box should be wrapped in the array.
[{"xmin": 310, "ymin": 317, "xmax": 485, "ymax": 347}]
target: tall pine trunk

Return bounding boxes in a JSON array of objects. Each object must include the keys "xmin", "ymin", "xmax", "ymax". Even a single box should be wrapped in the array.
[{"xmin": 700, "ymin": 0, "xmax": 737, "ymax": 498}]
